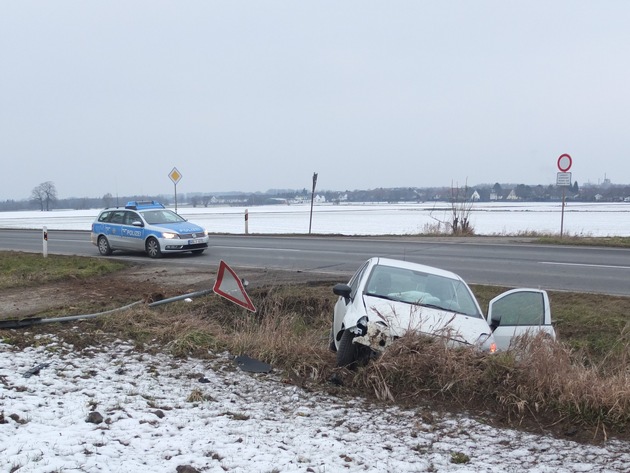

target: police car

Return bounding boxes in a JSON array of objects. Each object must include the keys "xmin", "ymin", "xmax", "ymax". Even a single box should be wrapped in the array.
[{"xmin": 90, "ymin": 201, "xmax": 209, "ymax": 258}]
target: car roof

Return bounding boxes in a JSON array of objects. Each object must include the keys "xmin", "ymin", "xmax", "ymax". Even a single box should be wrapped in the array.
[{"xmin": 372, "ymin": 257, "xmax": 465, "ymax": 281}]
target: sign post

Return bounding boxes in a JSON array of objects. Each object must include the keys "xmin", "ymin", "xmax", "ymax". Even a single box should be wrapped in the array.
[
  {"xmin": 309, "ymin": 172, "xmax": 318, "ymax": 234},
  {"xmin": 556, "ymin": 154, "xmax": 573, "ymax": 238},
  {"xmin": 168, "ymin": 167, "xmax": 182, "ymax": 213}
]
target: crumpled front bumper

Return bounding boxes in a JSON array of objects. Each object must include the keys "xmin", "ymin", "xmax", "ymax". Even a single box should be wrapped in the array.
[{"xmin": 352, "ymin": 322, "xmax": 394, "ymax": 353}]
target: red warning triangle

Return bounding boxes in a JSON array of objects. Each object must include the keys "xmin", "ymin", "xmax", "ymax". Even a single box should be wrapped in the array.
[{"xmin": 213, "ymin": 260, "xmax": 256, "ymax": 312}]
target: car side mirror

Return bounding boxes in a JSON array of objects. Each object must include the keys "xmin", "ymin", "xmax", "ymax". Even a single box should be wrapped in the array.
[
  {"xmin": 333, "ymin": 283, "xmax": 352, "ymax": 302},
  {"xmin": 131, "ymin": 221, "xmax": 144, "ymax": 227}
]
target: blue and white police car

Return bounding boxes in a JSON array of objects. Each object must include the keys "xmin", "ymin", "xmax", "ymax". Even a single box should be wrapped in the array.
[{"xmin": 90, "ymin": 201, "xmax": 209, "ymax": 258}]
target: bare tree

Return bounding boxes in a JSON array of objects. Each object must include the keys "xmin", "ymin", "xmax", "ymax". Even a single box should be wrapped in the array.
[
  {"xmin": 31, "ymin": 181, "xmax": 58, "ymax": 211},
  {"xmin": 449, "ymin": 181, "xmax": 474, "ymax": 235},
  {"xmin": 102, "ymin": 193, "xmax": 114, "ymax": 208}
]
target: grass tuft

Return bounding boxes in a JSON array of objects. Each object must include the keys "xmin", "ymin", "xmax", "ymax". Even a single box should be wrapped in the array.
[{"xmin": 0, "ymin": 251, "xmax": 127, "ymax": 289}]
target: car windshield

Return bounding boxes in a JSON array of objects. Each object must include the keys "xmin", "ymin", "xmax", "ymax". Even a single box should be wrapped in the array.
[
  {"xmin": 364, "ymin": 265, "xmax": 481, "ymax": 318},
  {"xmin": 140, "ymin": 209, "xmax": 186, "ymax": 225}
]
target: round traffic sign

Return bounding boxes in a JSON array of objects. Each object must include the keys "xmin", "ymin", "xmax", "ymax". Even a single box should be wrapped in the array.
[{"xmin": 557, "ymin": 154, "xmax": 572, "ymax": 172}]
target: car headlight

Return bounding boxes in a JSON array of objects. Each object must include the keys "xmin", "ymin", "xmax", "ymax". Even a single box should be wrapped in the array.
[
  {"xmin": 162, "ymin": 232, "xmax": 179, "ymax": 239},
  {"xmin": 475, "ymin": 333, "xmax": 497, "ymax": 353}
]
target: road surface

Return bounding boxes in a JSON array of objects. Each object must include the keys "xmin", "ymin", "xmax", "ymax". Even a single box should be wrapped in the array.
[{"xmin": 1, "ymin": 229, "xmax": 629, "ymax": 296}]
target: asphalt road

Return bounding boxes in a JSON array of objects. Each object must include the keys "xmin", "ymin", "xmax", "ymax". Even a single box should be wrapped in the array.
[{"xmin": 2, "ymin": 229, "xmax": 630, "ymax": 296}]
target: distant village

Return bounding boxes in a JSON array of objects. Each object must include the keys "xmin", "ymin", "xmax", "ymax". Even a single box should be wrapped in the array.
[
  {"xmin": 182, "ymin": 177, "xmax": 630, "ymax": 208},
  {"xmin": 2, "ymin": 178, "xmax": 630, "ymax": 212}
]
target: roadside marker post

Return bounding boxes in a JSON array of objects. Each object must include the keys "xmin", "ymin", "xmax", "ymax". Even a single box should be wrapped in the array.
[
  {"xmin": 245, "ymin": 209, "xmax": 249, "ymax": 235},
  {"xmin": 42, "ymin": 226, "xmax": 48, "ymax": 258}
]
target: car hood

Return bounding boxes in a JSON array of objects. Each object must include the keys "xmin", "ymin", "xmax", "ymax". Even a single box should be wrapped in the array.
[
  {"xmin": 363, "ymin": 295, "xmax": 491, "ymax": 346},
  {"xmin": 154, "ymin": 222, "xmax": 205, "ymax": 234}
]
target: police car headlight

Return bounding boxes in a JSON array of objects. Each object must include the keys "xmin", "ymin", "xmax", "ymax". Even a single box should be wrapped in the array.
[{"xmin": 162, "ymin": 232, "xmax": 179, "ymax": 239}]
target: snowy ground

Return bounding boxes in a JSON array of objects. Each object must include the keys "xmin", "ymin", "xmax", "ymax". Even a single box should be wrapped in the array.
[
  {"xmin": 1, "ymin": 337, "xmax": 629, "ymax": 473},
  {"xmin": 1, "ymin": 202, "xmax": 630, "ymax": 236}
]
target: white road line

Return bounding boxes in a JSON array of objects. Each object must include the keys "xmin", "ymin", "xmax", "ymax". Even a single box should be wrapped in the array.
[
  {"xmin": 214, "ymin": 246, "xmax": 301, "ymax": 252},
  {"xmin": 540, "ymin": 261, "xmax": 630, "ymax": 270}
]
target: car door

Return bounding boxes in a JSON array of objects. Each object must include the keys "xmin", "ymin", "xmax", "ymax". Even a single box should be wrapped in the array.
[
  {"xmin": 487, "ymin": 289, "xmax": 556, "ymax": 351},
  {"xmin": 119, "ymin": 211, "xmax": 145, "ymax": 251},
  {"xmin": 105, "ymin": 210, "xmax": 127, "ymax": 249}
]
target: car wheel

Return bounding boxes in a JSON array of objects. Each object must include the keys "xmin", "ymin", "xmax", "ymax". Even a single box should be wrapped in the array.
[
  {"xmin": 336, "ymin": 329, "xmax": 370, "ymax": 368},
  {"xmin": 191, "ymin": 249, "xmax": 205, "ymax": 255},
  {"xmin": 145, "ymin": 237, "xmax": 162, "ymax": 258},
  {"xmin": 97, "ymin": 236, "xmax": 112, "ymax": 256}
]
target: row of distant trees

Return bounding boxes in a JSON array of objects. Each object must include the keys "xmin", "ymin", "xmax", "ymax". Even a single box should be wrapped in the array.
[{"xmin": 0, "ymin": 180, "xmax": 629, "ymax": 213}]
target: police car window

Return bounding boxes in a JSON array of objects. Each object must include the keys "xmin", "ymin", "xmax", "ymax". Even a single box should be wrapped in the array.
[
  {"xmin": 110, "ymin": 211, "xmax": 125, "ymax": 224},
  {"xmin": 98, "ymin": 211, "xmax": 112, "ymax": 223},
  {"xmin": 141, "ymin": 210, "xmax": 185, "ymax": 225},
  {"xmin": 124, "ymin": 212, "xmax": 140, "ymax": 225}
]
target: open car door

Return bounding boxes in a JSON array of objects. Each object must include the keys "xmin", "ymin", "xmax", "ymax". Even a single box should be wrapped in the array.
[{"xmin": 487, "ymin": 289, "xmax": 556, "ymax": 351}]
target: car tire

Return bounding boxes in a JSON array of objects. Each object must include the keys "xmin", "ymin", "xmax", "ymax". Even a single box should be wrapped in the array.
[
  {"xmin": 145, "ymin": 237, "xmax": 162, "ymax": 258},
  {"xmin": 97, "ymin": 236, "xmax": 112, "ymax": 256},
  {"xmin": 191, "ymin": 249, "xmax": 205, "ymax": 255},
  {"xmin": 336, "ymin": 329, "xmax": 370, "ymax": 369}
]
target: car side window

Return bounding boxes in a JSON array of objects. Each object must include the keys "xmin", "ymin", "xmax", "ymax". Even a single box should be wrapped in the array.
[
  {"xmin": 98, "ymin": 211, "xmax": 112, "ymax": 223},
  {"xmin": 492, "ymin": 291, "xmax": 544, "ymax": 326},
  {"xmin": 123, "ymin": 211, "xmax": 140, "ymax": 225},
  {"xmin": 109, "ymin": 211, "xmax": 125, "ymax": 224}
]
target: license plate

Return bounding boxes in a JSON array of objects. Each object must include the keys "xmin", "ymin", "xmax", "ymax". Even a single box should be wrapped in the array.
[{"xmin": 188, "ymin": 238, "xmax": 205, "ymax": 245}]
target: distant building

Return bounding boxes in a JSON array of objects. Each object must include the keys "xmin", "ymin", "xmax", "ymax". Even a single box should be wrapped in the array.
[{"xmin": 506, "ymin": 190, "xmax": 518, "ymax": 200}]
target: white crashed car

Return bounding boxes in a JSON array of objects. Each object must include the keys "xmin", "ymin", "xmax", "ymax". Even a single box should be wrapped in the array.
[{"xmin": 330, "ymin": 257, "xmax": 555, "ymax": 367}]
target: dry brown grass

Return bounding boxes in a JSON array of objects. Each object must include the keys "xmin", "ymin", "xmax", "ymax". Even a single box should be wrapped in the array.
[
  {"xmin": 4, "ymin": 281, "xmax": 629, "ymax": 441},
  {"xmin": 353, "ymin": 332, "xmax": 630, "ymax": 439}
]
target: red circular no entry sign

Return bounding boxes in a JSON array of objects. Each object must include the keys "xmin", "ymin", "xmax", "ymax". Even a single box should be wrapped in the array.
[{"xmin": 557, "ymin": 154, "xmax": 572, "ymax": 172}]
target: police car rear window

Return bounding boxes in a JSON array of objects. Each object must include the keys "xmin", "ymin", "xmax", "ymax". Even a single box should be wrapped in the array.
[{"xmin": 98, "ymin": 211, "xmax": 113, "ymax": 222}]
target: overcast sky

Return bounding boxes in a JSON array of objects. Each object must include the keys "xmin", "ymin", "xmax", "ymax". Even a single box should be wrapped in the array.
[{"xmin": 2, "ymin": 1, "xmax": 629, "ymax": 200}]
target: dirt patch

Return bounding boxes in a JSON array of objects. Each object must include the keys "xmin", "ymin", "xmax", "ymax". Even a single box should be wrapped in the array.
[{"xmin": 0, "ymin": 263, "xmax": 339, "ymax": 319}]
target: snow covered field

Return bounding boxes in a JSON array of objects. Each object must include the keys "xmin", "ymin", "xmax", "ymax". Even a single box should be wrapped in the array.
[
  {"xmin": 2, "ymin": 339, "xmax": 629, "ymax": 473},
  {"xmin": 1, "ymin": 202, "xmax": 630, "ymax": 236}
]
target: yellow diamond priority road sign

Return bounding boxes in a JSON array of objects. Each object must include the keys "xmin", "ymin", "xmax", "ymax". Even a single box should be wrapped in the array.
[{"xmin": 169, "ymin": 167, "xmax": 182, "ymax": 184}]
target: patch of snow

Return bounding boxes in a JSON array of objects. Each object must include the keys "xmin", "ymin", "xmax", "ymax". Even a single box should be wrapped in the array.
[{"xmin": 1, "ymin": 339, "xmax": 628, "ymax": 472}]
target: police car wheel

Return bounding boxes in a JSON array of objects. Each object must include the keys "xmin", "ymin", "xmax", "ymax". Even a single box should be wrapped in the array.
[
  {"xmin": 97, "ymin": 236, "xmax": 112, "ymax": 256},
  {"xmin": 145, "ymin": 237, "xmax": 162, "ymax": 258}
]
